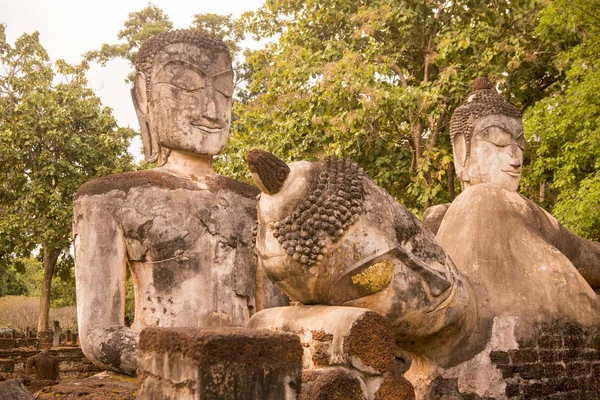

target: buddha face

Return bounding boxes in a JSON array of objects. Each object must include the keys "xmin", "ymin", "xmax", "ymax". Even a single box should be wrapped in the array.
[
  {"xmin": 464, "ymin": 114, "xmax": 524, "ymax": 191},
  {"xmin": 144, "ymin": 42, "xmax": 234, "ymax": 156}
]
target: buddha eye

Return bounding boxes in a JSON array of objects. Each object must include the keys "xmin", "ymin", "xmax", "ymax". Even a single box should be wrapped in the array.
[
  {"xmin": 477, "ymin": 126, "xmax": 519, "ymax": 148},
  {"xmin": 515, "ymin": 133, "xmax": 525, "ymax": 150},
  {"xmin": 213, "ymin": 70, "xmax": 234, "ymax": 98},
  {"xmin": 155, "ymin": 63, "xmax": 206, "ymax": 92}
]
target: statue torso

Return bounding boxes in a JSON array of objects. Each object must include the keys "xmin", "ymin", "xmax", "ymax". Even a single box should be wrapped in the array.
[
  {"xmin": 437, "ymin": 184, "xmax": 600, "ymax": 328},
  {"xmin": 76, "ymin": 170, "xmax": 260, "ymax": 330}
]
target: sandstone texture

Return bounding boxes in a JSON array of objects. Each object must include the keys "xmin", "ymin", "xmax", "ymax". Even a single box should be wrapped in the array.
[
  {"xmin": 74, "ymin": 29, "xmax": 286, "ymax": 376},
  {"xmin": 137, "ymin": 327, "xmax": 302, "ymax": 399},
  {"xmin": 249, "ymin": 305, "xmax": 415, "ymax": 399},
  {"xmin": 249, "ymin": 151, "xmax": 468, "ymax": 344}
]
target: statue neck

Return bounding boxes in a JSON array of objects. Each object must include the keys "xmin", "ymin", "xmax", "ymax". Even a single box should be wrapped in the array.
[{"xmin": 159, "ymin": 149, "xmax": 214, "ymax": 180}]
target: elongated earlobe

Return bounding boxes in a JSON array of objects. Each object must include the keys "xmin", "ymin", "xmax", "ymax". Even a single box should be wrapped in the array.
[
  {"xmin": 452, "ymin": 134, "xmax": 469, "ymax": 183},
  {"xmin": 131, "ymin": 73, "xmax": 159, "ymax": 163}
]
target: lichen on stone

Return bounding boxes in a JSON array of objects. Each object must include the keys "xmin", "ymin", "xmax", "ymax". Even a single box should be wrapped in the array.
[{"xmin": 351, "ymin": 260, "xmax": 393, "ymax": 293}]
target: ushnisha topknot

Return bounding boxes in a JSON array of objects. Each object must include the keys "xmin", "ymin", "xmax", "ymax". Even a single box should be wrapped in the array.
[
  {"xmin": 247, "ymin": 149, "xmax": 291, "ymax": 195},
  {"xmin": 134, "ymin": 29, "xmax": 231, "ymax": 95},
  {"xmin": 449, "ymin": 77, "xmax": 522, "ymax": 159},
  {"xmin": 135, "ymin": 29, "xmax": 230, "ymax": 74}
]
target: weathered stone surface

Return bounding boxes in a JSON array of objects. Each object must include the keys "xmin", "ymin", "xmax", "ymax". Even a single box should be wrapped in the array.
[
  {"xmin": 449, "ymin": 76, "xmax": 524, "ymax": 193},
  {"xmin": 0, "ymin": 379, "xmax": 33, "ymax": 400},
  {"xmin": 35, "ymin": 371, "xmax": 136, "ymax": 399},
  {"xmin": 249, "ymin": 306, "xmax": 395, "ymax": 374},
  {"xmin": 25, "ymin": 350, "xmax": 59, "ymax": 380},
  {"xmin": 300, "ymin": 368, "xmax": 366, "ymax": 400},
  {"xmin": 412, "ymin": 77, "xmax": 600, "ymax": 399},
  {"xmin": 248, "ymin": 151, "xmax": 468, "ymax": 344},
  {"xmin": 427, "ymin": 322, "xmax": 600, "ymax": 399},
  {"xmin": 0, "ymin": 373, "xmax": 31, "ymax": 385},
  {"xmin": 0, "ymin": 347, "xmax": 101, "ymax": 380},
  {"xmin": 374, "ymin": 360, "xmax": 416, "ymax": 400},
  {"xmin": 137, "ymin": 327, "xmax": 302, "ymax": 400},
  {"xmin": 74, "ymin": 29, "xmax": 286, "ymax": 376},
  {"xmin": 249, "ymin": 305, "xmax": 417, "ymax": 399}
]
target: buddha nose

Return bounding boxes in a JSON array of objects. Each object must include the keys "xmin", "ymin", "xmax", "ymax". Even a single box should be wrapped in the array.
[
  {"xmin": 508, "ymin": 145, "xmax": 523, "ymax": 167},
  {"xmin": 202, "ymin": 97, "xmax": 218, "ymax": 122}
]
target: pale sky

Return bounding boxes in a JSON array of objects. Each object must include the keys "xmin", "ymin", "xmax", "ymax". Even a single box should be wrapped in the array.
[{"xmin": 1, "ymin": 0, "xmax": 264, "ymax": 158}]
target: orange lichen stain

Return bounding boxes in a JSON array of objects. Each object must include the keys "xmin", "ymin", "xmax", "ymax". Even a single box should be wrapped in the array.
[{"xmin": 351, "ymin": 260, "xmax": 393, "ymax": 293}]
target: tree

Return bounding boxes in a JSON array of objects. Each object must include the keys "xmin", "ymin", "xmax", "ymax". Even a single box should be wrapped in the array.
[
  {"xmin": 0, "ymin": 25, "xmax": 134, "ymax": 333},
  {"xmin": 85, "ymin": 4, "xmax": 174, "ymax": 83},
  {"xmin": 85, "ymin": 4, "xmax": 245, "ymax": 86},
  {"xmin": 217, "ymin": 0, "xmax": 562, "ymax": 211},
  {"xmin": 521, "ymin": 0, "xmax": 600, "ymax": 240}
]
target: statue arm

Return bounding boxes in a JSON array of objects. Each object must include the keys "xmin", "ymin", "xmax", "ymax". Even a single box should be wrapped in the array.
[
  {"xmin": 539, "ymin": 207, "xmax": 600, "ymax": 290},
  {"xmin": 422, "ymin": 203, "xmax": 451, "ymax": 235},
  {"xmin": 555, "ymin": 223, "xmax": 600, "ymax": 290},
  {"xmin": 73, "ymin": 194, "xmax": 138, "ymax": 375}
]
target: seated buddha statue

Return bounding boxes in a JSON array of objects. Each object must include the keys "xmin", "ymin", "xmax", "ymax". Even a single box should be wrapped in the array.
[
  {"xmin": 414, "ymin": 77, "xmax": 600, "ymax": 396},
  {"xmin": 73, "ymin": 30, "xmax": 284, "ymax": 375}
]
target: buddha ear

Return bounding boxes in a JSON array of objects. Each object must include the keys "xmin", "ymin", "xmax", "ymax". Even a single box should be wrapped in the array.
[
  {"xmin": 131, "ymin": 72, "xmax": 159, "ymax": 163},
  {"xmin": 452, "ymin": 134, "xmax": 469, "ymax": 182},
  {"xmin": 132, "ymin": 72, "xmax": 148, "ymax": 115}
]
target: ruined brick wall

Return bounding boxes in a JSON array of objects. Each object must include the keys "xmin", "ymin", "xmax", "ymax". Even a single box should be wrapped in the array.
[
  {"xmin": 0, "ymin": 347, "xmax": 101, "ymax": 379},
  {"xmin": 429, "ymin": 322, "xmax": 600, "ymax": 399}
]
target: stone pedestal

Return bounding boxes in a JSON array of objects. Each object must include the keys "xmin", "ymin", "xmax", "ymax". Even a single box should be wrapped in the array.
[
  {"xmin": 249, "ymin": 306, "xmax": 415, "ymax": 399},
  {"xmin": 137, "ymin": 327, "xmax": 302, "ymax": 400}
]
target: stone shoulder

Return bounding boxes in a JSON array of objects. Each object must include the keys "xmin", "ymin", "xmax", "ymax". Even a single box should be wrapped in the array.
[
  {"xmin": 74, "ymin": 170, "xmax": 260, "ymax": 201},
  {"xmin": 205, "ymin": 174, "xmax": 260, "ymax": 200}
]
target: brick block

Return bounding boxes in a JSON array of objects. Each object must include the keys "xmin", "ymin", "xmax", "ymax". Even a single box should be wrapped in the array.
[
  {"xmin": 137, "ymin": 328, "xmax": 302, "ymax": 400},
  {"xmin": 566, "ymin": 361, "xmax": 591, "ymax": 376},
  {"xmin": 301, "ymin": 368, "xmax": 365, "ymax": 400},
  {"xmin": 539, "ymin": 349, "xmax": 565, "ymax": 363},
  {"xmin": 505, "ymin": 383, "xmax": 521, "ymax": 397},
  {"xmin": 514, "ymin": 363, "xmax": 544, "ymax": 380},
  {"xmin": 489, "ymin": 351, "xmax": 510, "ymax": 365},
  {"xmin": 509, "ymin": 349, "xmax": 539, "ymax": 364},
  {"xmin": 539, "ymin": 335, "xmax": 563, "ymax": 350}
]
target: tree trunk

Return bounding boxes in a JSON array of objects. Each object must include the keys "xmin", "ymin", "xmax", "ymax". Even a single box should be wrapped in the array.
[{"xmin": 38, "ymin": 244, "xmax": 60, "ymax": 333}]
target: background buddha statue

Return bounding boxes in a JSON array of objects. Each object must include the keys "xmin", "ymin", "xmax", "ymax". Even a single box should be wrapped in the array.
[
  {"xmin": 415, "ymin": 77, "xmax": 600, "ymax": 397},
  {"xmin": 73, "ymin": 30, "xmax": 285, "ymax": 376},
  {"xmin": 423, "ymin": 77, "xmax": 524, "ymax": 233}
]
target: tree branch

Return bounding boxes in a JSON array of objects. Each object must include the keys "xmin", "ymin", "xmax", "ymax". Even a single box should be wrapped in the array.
[
  {"xmin": 426, "ymin": 111, "xmax": 447, "ymax": 151},
  {"xmin": 390, "ymin": 63, "xmax": 408, "ymax": 88}
]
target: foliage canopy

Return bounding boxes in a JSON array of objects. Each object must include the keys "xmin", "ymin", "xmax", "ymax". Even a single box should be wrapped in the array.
[
  {"xmin": 215, "ymin": 0, "xmax": 565, "ymax": 212},
  {"xmin": 0, "ymin": 25, "xmax": 134, "ymax": 329},
  {"xmin": 521, "ymin": 0, "xmax": 600, "ymax": 240}
]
